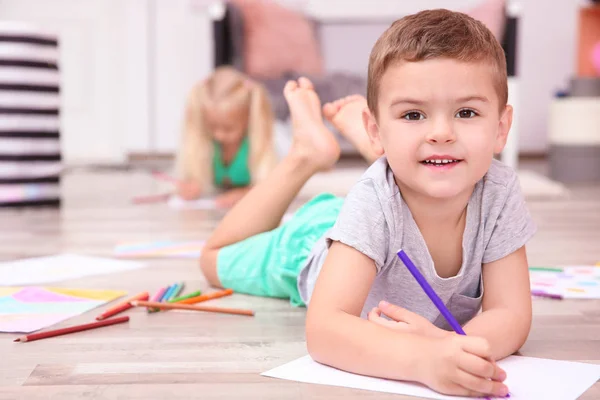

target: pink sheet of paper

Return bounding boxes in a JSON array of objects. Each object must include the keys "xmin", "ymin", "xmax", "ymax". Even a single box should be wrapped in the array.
[{"xmin": 0, "ymin": 286, "xmax": 126, "ymax": 333}]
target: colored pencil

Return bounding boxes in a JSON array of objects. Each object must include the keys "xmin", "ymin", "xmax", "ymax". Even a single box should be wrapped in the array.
[
  {"xmin": 531, "ymin": 290, "xmax": 563, "ymax": 300},
  {"xmin": 169, "ymin": 290, "xmax": 202, "ymax": 303},
  {"xmin": 96, "ymin": 291, "xmax": 149, "ymax": 320},
  {"xmin": 152, "ymin": 171, "xmax": 180, "ymax": 185},
  {"xmin": 148, "ymin": 286, "xmax": 169, "ymax": 312},
  {"xmin": 166, "ymin": 282, "xmax": 185, "ymax": 301},
  {"xmin": 157, "ymin": 284, "xmax": 173, "ymax": 302},
  {"xmin": 155, "ymin": 282, "xmax": 185, "ymax": 312},
  {"xmin": 131, "ymin": 300, "xmax": 254, "ymax": 316},
  {"xmin": 160, "ymin": 285, "xmax": 176, "ymax": 301},
  {"xmin": 397, "ymin": 250, "xmax": 465, "ymax": 334},
  {"xmin": 148, "ymin": 284, "xmax": 174, "ymax": 313},
  {"xmin": 529, "ymin": 266, "xmax": 563, "ymax": 273},
  {"xmin": 178, "ymin": 288, "xmax": 234, "ymax": 305},
  {"xmin": 151, "ymin": 286, "xmax": 168, "ymax": 302},
  {"xmin": 14, "ymin": 316, "xmax": 129, "ymax": 343},
  {"xmin": 132, "ymin": 193, "xmax": 171, "ymax": 204},
  {"xmin": 397, "ymin": 250, "xmax": 494, "ymax": 400}
]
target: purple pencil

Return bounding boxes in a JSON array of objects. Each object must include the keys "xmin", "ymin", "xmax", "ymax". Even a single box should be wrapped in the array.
[
  {"xmin": 397, "ymin": 249, "xmax": 466, "ymax": 334},
  {"xmin": 531, "ymin": 290, "xmax": 563, "ymax": 300},
  {"xmin": 398, "ymin": 249, "xmax": 494, "ymax": 400}
]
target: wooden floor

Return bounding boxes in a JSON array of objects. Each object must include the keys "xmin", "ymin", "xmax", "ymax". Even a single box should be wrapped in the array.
[{"xmin": 1, "ymin": 161, "xmax": 599, "ymax": 399}]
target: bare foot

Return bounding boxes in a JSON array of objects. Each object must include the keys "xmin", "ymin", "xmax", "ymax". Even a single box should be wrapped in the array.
[
  {"xmin": 283, "ymin": 77, "xmax": 340, "ymax": 171},
  {"xmin": 323, "ymin": 95, "xmax": 379, "ymax": 164}
]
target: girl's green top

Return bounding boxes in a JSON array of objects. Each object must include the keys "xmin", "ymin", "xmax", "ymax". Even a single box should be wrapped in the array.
[{"xmin": 213, "ymin": 136, "xmax": 251, "ymax": 188}]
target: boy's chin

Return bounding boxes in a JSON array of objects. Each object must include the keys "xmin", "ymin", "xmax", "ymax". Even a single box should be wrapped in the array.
[{"xmin": 420, "ymin": 182, "xmax": 472, "ymax": 200}]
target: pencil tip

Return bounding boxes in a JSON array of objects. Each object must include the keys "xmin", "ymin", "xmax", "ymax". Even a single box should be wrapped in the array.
[{"xmin": 13, "ymin": 338, "xmax": 20, "ymax": 342}]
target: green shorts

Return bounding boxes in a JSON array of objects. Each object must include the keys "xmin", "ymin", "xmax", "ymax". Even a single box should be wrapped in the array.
[{"xmin": 217, "ymin": 193, "xmax": 344, "ymax": 306}]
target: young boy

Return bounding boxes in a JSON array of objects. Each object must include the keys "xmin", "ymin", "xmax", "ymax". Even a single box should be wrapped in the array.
[{"xmin": 200, "ymin": 9, "xmax": 536, "ymax": 398}]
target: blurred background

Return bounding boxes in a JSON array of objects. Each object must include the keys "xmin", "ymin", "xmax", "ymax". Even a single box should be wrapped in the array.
[{"xmin": 0, "ymin": 0, "xmax": 599, "ymax": 207}]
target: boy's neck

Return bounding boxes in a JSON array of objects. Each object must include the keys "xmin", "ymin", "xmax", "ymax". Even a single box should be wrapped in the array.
[{"xmin": 395, "ymin": 179, "xmax": 474, "ymax": 226}]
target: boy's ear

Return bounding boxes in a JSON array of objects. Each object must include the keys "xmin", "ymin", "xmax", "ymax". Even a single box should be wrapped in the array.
[
  {"xmin": 494, "ymin": 105, "xmax": 513, "ymax": 154},
  {"xmin": 363, "ymin": 108, "xmax": 385, "ymax": 156}
]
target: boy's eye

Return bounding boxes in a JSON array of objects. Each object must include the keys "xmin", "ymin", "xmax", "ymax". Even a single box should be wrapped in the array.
[
  {"xmin": 402, "ymin": 112, "xmax": 424, "ymax": 121},
  {"xmin": 456, "ymin": 109, "xmax": 477, "ymax": 118}
]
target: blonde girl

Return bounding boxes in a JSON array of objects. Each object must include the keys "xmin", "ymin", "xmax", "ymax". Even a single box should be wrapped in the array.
[{"xmin": 175, "ymin": 66, "xmax": 278, "ymax": 208}]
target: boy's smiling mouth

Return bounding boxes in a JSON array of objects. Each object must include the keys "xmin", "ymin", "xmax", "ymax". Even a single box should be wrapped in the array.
[{"xmin": 420, "ymin": 155, "xmax": 463, "ymax": 169}]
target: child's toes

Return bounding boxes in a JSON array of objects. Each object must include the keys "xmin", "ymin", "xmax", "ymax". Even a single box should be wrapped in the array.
[
  {"xmin": 298, "ymin": 76, "xmax": 314, "ymax": 90},
  {"xmin": 322, "ymin": 102, "xmax": 336, "ymax": 118},
  {"xmin": 283, "ymin": 80, "xmax": 299, "ymax": 96}
]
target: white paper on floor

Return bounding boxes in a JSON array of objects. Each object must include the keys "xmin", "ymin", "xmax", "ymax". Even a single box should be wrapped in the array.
[
  {"xmin": 0, "ymin": 254, "xmax": 146, "ymax": 286},
  {"xmin": 262, "ymin": 355, "xmax": 600, "ymax": 400}
]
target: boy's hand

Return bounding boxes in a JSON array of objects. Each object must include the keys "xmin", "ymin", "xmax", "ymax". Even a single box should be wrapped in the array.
[
  {"xmin": 367, "ymin": 301, "xmax": 449, "ymax": 339},
  {"xmin": 177, "ymin": 181, "xmax": 202, "ymax": 201},
  {"xmin": 418, "ymin": 335, "xmax": 509, "ymax": 398}
]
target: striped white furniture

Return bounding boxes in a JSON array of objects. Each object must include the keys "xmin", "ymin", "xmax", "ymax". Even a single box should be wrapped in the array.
[{"xmin": 0, "ymin": 23, "xmax": 61, "ymax": 207}]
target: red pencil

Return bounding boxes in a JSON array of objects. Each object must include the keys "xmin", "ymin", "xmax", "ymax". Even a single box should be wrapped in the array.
[
  {"xmin": 96, "ymin": 291, "xmax": 149, "ymax": 320},
  {"xmin": 14, "ymin": 316, "xmax": 129, "ymax": 343}
]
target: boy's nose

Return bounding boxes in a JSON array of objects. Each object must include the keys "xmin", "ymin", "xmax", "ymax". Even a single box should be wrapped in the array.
[{"xmin": 426, "ymin": 119, "xmax": 456, "ymax": 143}]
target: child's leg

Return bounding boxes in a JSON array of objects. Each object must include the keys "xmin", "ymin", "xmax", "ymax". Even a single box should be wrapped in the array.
[
  {"xmin": 323, "ymin": 95, "xmax": 380, "ymax": 164},
  {"xmin": 200, "ymin": 77, "xmax": 341, "ymax": 287}
]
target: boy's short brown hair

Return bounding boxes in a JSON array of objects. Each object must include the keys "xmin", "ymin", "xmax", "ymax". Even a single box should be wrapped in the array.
[{"xmin": 367, "ymin": 9, "xmax": 507, "ymax": 116}]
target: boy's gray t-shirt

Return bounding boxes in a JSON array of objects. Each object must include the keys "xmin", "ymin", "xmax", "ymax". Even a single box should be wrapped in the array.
[{"xmin": 297, "ymin": 157, "xmax": 537, "ymax": 329}]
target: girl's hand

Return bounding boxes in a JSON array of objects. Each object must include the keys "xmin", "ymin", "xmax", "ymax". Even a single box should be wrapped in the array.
[
  {"xmin": 367, "ymin": 300, "xmax": 449, "ymax": 339},
  {"xmin": 177, "ymin": 181, "xmax": 202, "ymax": 201}
]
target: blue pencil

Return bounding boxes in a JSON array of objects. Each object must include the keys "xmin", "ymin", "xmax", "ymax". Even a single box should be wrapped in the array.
[
  {"xmin": 159, "ymin": 285, "xmax": 175, "ymax": 302},
  {"xmin": 165, "ymin": 282, "xmax": 184, "ymax": 301},
  {"xmin": 397, "ymin": 249, "xmax": 465, "ymax": 334}
]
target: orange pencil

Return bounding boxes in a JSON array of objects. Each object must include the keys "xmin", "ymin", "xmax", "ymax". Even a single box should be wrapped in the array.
[
  {"xmin": 131, "ymin": 300, "xmax": 254, "ymax": 316},
  {"xmin": 96, "ymin": 291, "xmax": 149, "ymax": 320},
  {"xmin": 14, "ymin": 316, "xmax": 129, "ymax": 343},
  {"xmin": 177, "ymin": 288, "xmax": 234, "ymax": 305}
]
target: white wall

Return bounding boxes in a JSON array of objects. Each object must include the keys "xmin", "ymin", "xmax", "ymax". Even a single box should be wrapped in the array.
[{"xmin": 518, "ymin": 0, "xmax": 583, "ymax": 153}]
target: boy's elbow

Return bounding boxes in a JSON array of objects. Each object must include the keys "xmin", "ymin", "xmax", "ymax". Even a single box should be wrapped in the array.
[
  {"xmin": 305, "ymin": 307, "xmax": 335, "ymax": 364},
  {"xmin": 515, "ymin": 309, "xmax": 533, "ymax": 348}
]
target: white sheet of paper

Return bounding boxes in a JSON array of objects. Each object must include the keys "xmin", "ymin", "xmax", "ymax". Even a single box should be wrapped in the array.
[
  {"xmin": 0, "ymin": 254, "xmax": 146, "ymax": 286},
  {"xmin": 167, "ymin": 196, "xmax": 217, "ymax": 210},
  {"xmin": 262, "ymin": 355, "xmax": 600, "ymax": 400}
]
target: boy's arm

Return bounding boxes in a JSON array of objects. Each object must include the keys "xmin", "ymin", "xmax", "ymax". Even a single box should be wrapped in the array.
[
  {"xmin": 306, "ymin": 241, "xmax": 427, "ymax": 382},
  {"xmin": 307, "ymin": 241, "xmax": 509, "ymax": 397},
  {"xmin": 463, "ymin": 246, "xmax": 533, "ymax": 360}
]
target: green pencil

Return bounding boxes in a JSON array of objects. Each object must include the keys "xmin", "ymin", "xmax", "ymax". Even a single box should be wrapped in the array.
[
  {"xmin": 169, "ymin": 290, "xmax": 202, "ymax": 303},
  {"xmin": 529, "ymin": 266, "xmax": 564, "ymax": 272}
]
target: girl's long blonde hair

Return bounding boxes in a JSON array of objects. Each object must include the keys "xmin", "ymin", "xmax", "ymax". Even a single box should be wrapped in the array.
[{"xmin": 175, "ymin": 66, "xmax": 277, "ymax": 193}]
